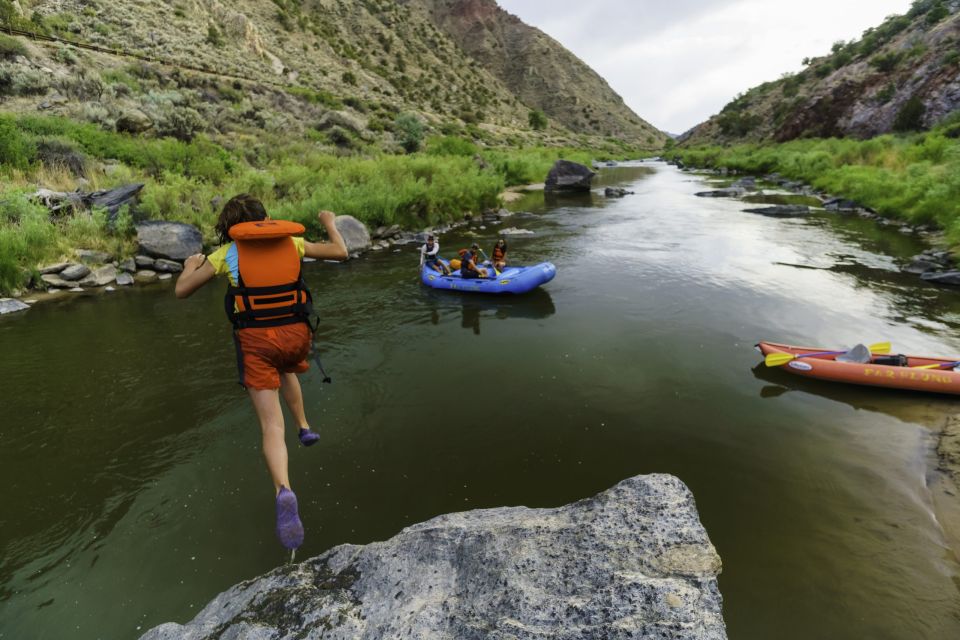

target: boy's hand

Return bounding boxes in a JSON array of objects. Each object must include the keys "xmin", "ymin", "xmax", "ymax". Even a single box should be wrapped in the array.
[
  {"xmin": 184, "ymin": 253, "xmax": 206, "ymax": 270},
  {"xmin": 318, "ymin": 210, "xmax": 336, "ymax": 226}
]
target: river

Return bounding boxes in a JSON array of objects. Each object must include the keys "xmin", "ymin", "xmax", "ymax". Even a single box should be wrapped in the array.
[{"xmin": 2, "ymin": 161, "xmax": 959, "ymax": 639}]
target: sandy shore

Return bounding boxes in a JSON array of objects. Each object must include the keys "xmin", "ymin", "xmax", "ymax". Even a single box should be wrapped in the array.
[{"xmin": 934, "ymin": 415, "xmax": 960, "ymax": 562}]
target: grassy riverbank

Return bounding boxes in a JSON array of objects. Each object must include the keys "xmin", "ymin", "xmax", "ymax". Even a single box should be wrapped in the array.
[
  {"xmin": 669, "ymin": 116, "xmax": 960, "ymax": 239},
  {"xmin": 0, "ymin": 113, "xmax": 637, "ymax": 295}
]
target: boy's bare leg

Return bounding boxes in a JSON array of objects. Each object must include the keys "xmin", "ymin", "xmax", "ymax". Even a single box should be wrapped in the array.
[
  {"xmin": 279, "ymin": 372, "xmax": 309, "ymax": 429},
  {"xmin": 248, "ymin": 388, "xmax": 290, "ymax": 494}
]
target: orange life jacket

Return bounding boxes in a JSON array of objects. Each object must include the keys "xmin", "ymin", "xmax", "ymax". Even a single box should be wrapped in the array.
[
  {"xmin": 224, "ymin": 220, "xmax": 314, "ymax": 330},
  {"xmin": 492, "ymin": 245, "xmax": 506, "ymax": 262}
]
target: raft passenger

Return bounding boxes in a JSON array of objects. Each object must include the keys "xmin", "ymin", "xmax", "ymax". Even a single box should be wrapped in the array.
[
  {"xmin": 419, "ymin": 235, "xmax": 450, "ymax": 275},
  {"xmin": 459, "ymin": 243, "xmax": 489, "ymax": 279}
]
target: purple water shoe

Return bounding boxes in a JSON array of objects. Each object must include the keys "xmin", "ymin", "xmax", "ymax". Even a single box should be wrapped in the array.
[
  {"xmin": 298, "ymin": 428, "xmax": 320, "ymax": 447},
  {"xmin": 275, "ymin": 486, "xmax": 304, "ymax": 549}
]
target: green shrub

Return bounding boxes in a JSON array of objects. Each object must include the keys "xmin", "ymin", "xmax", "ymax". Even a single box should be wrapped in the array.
[
  {"xmin": 0, "ymin": 190, "xmax": 57, "ymax": 293},
  {"xmin": 528, "ymin": 109, "xmax": 548, "ymax": 130},
  {"xmin": 0, "ymin": 116, "xmax": 37, "ymax": 170},
  {"xmin": 894, "ymin": 96, "xmax": 926, "ymax": 132},
  {"xmin": 394, "ymin": 112, "xmax": 424, "ymax": 153},
  {"xmin": 0, "ymin": 34, "xmax": 26, "ymax": 60},
  {"xmin": 206, "ymin": 25, "xmax": 225, "ymax": 47},
  {"xmin": 870, "ymin": 51, "xmax": 903, "ymax": 72},
  {"xmin": 425, "ymin": 135, "xmax": 477, "ymax": 157}
]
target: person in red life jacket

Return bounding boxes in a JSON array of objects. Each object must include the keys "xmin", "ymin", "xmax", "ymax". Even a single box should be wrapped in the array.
[
  {"xmin": 458, "ymin": 243, "xmax": 489, "ymax": 280},
  {"xmin": 491, "ymin": 238, "xmax": 507, "ymax": 271},
  {"xmin": 174, "ymin": 194, "xmax": 348, "ymax": 551}
]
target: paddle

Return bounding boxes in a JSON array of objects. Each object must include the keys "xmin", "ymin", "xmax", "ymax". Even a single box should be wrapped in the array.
[
  {"xmin": 912, "ymin": 360, "xmax": 960, "ymax": 370},
  {"xmin": 764, "ymin": 342, "xmax": 891, "ymax": 367}
]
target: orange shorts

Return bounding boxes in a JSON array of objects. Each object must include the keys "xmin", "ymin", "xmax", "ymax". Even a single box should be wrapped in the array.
[{"xmin": 234, "ymin": 323, "xmax": 311, "ymax": 390}]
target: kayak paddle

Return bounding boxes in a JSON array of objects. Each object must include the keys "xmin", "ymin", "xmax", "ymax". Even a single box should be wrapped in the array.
[
  {"xmin": 912, "ymin": 360, "xmax": 960, "ymax": 370},
  {"xmin": 764, "ymin": 342, "xmax": 891, "ymax": 367}
]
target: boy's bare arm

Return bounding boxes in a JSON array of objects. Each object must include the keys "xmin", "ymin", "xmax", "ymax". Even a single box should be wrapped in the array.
[
  {"xmin": 304, "ymin": 211, "xmax": 349, "ymax": 261},
  {"xmin": 175, "ymin": 254, "xmax": 216, "ymax": 298}
]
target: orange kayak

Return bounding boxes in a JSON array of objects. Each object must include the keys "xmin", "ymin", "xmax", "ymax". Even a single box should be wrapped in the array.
[{"xmin": 756, "ymin": 341, "xmax": 960, "ymax": 395}]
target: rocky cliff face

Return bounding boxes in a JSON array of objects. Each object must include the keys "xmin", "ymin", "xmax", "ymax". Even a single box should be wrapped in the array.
[
  {"xmin": 413, "ymin": 0, "xmax": 665, "ymax": 145},
  {"xmin": 683, "ymin": 1, "xmax": 960, "ymax": 145},
  {"xmin": 3, "ymin": 0, "xmax": 661, "ymax": 146},
  {"xmin": 140, "ymin": 474, "xmax": 726, "ymax": 640}
]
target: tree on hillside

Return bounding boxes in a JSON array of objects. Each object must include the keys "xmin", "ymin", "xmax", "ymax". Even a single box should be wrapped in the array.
[
  {"xmin": 395, "ymin": 112, "xmax": 424, "ymax": 153},
  {"xmin": 528, "ymin": 109, "xmax": 548, "ymax": 130}
]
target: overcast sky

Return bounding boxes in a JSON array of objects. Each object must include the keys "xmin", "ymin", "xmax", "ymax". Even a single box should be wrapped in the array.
[{"xmin": 496, "ymin": 0, "xmax": 914, "ymax": 133}]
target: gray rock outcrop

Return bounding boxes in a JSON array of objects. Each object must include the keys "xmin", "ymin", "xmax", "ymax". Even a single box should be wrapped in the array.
[
  {"xmin": 334, "ymin": 215, "xmax": 371, "ymax": 254},
  {"xmin": 0, "ymin": 298, "xmax": 30, "ymax": 315},
  {"xmin": 140, "ymin": 474, "xmax": 725, "ymax": 640},
  {"xmin": 136, "ymin": 221, "xmax": 203, "ymax": 261},
  {"xmin": 32, "ymin": 183, "xmax": 144, "ymax": 222},
  {"xmin": 545, "ymin": 160, "xmax": 596, "ymax": 192},
  {"xmin": 78, "ymin": 265, "xmax": 118, "ymax": 287}
]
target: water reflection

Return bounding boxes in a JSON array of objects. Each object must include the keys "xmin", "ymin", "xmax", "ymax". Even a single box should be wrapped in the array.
[
  {"xmin": 424, "ymin": 288, "xmax": 556, "ymax": 335},
  {"xmin": 751, "ymin": 363, "xmax": 956, "ymax": 423}
]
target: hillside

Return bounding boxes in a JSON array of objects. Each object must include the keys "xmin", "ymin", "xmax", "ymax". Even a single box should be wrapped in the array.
[
  {"xmin": 683, "ymin": 0, "xmax": 960, "ymax": 145},
  {"xmin": 0, "ymin": 0, "xmax": 661, "ymax": 148},
  {"xmin": 412, "ymin": 0, "xmax": 664, "ymax": 145}
]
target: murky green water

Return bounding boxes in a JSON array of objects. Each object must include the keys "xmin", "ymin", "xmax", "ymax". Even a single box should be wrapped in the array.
[{"xmin": 2, "ymin": 162, "xmax": 960, "ymax": 639}]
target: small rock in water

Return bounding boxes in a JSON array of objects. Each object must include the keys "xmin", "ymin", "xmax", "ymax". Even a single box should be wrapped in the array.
[
  {"xmin": 116, "ymin": 273, "xmax": 134, "ymax": 286},
  {"xmin": 153, "ymin": 259, "xmax": 184, "ymax": 274},
  {"xmin": 135, "ymin": 270, "xmax": 159, "ymax": 284},
  {"xmin": 0, "ymin": 298, "xmax": 30, "ymax": 315},
  {"xmin": 158, "ymin": 273, "xmax": 173, "ymax": 280}
]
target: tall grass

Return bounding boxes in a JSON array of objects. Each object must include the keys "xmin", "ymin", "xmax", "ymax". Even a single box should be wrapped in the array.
[{"xmin": 671, "ymin": 127, "xmax": 960, "ymax": 240}]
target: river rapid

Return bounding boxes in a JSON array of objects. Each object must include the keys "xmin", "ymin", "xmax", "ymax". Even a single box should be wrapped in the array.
[{"xmin": 2, "ymin": 161, "xmax": 959, "ymax": 639}]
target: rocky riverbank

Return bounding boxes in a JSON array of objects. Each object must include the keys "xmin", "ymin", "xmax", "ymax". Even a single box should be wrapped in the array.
[
  {"xmin": 0, "ymin": 206, "xmax": 526, "ymax": 315},
  {"xmin": 140, "ymin": 474, "xmax": 726, "ymax": 640}
]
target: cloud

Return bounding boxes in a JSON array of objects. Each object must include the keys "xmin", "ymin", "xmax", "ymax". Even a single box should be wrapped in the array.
[{"xmin": 497, "ymin": 0, "xmax": 914, "ymax": 133}]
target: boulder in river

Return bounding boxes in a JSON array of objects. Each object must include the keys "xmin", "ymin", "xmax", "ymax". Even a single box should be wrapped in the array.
[
  {"xmin": 544, "ymin": 160, "xmax": 596, "ymax": 192},
  {"xmin": 334, "ymin": 215, "xmax": 371, "ymax": 254},
  {"xmin": 695, "ymin": 188, "xmax": 744, "ymax": 198},
  {"xmin": 742, "ymin": 205, "xmax": 811, "ymax": 217},
  {"xmin": 139, "ymin": 474, "xmax": 726, "ymax": 640},
  {"xmin": 0, "ymin": 298, "xmax": 30, "ymax": 315},
  {"xmin": 135, "ymin": 222, "xmax": 203, "ymax": 261},
  {"xmin": 903, "ymin": 258, "xmax": 941, "ymax": 275},
  {"xmin": 605, "ymin": 187, "xmax": 634, "ymax": 198},
  {"xmin": 921, "ymin": 271, "xmax": 960, "ymax": 287}
]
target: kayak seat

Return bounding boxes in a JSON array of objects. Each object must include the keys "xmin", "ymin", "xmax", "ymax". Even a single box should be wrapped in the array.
[{"xmin": 836, "ymin": 343, "xmax": 871, "ymax": 364}]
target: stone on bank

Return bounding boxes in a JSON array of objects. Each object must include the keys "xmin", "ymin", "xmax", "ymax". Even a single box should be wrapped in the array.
[{"xmin": 140, "ymin": 474, "xmax": 726, "ymax": 640}]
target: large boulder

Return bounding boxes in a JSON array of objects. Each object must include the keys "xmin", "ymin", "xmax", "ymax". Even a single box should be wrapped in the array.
[
  {"xmin": 334, "ymin": 215, "xmax": 371, "ymax": 254},
  {"xmin": 544, "ymin": 159, "xmax": 596, "ymax": 192},
  {"xmin": 140, "ymin": 474, "xmax": 726, "ymax": 640},
  {"xmin": 115, "ymin": 110, "xmax": 154, "ymax": 134},
  {"xmin": 135, "ymin": 221, "xmax": 203, "ymax": 261}
]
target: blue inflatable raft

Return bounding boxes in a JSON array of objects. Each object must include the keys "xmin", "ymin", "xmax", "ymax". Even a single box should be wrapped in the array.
[{"xmin": 421, "ymin": 260, "xmax": 556, "ymax": 294}]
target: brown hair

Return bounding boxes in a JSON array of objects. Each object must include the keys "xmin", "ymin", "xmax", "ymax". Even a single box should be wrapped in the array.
[{"xmin": 215, "ymin": 194, "xmax": 268, "ymax": 244}]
